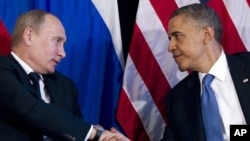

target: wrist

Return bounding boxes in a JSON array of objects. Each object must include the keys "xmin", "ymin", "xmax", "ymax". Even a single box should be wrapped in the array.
[{"xmin": 92, "ymin": 125, "xmax": 104, "ymax": 141}]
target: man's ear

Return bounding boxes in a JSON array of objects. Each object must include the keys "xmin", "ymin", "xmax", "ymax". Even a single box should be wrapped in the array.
[
  {"xmin": 23, "ymin": 27, "xmax": 33, "ymax": 45},
  {"xmin": 203, "ymin": 26, "xmax": 215, "ymax": 45}
]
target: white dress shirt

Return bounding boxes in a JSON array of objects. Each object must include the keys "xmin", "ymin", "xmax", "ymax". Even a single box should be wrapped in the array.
[{"xmin": 198, "ymin": 52, "xmax": 246, "ymax": 141}]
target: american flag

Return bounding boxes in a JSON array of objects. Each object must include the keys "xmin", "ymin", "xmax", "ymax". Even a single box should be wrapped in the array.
[{"xmin": 116, "ymin": 0, "xmax": 250, "ymax": 141}]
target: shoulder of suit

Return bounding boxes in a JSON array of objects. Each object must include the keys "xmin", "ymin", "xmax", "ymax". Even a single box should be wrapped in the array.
[
  {"xmin": 230, "ymin": 51, "xmax": 250, "ymax": 59},
  {"xmin": 169, "ymin": 72, "xmax": 199, "ymax": 94},
  {"xmin": 0, "ymin": 54, "xmax": 13, "ymax": 67},
  {"xmin": 43, "ymin": 71, "xmax": 73, "ymax": 82},
  {"xmin": 0, "ymin": 54, "xmax": 10, "ymax": 61},
  {"xmin": 228, "ymin": 52, "xmax": 250, "ymax": 66}
]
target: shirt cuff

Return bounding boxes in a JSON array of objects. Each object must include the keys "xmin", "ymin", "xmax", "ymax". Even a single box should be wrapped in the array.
[{"xmin": 84, "ymin": 125, "xmax": 93, "ymax": 141}]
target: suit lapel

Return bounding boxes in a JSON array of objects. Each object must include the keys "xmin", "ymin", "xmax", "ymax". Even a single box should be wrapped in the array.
[
  {"xmin": 8, "ymin": 55, "xmax": 40, "ymax": 98},
  {"xmin": 183, "ymin": 72, "xmax": 205, "ymax": 141},
  {"xmin": 43, "ymin": 74, "xmax": 64, "ymax": 106},
  {"xmin": 9, "ymin": 54, "xmax": 67, "ymax": 107},
  {"xmin": 227, "ymin": 55, "xmax": 250, "ymax": 124}
]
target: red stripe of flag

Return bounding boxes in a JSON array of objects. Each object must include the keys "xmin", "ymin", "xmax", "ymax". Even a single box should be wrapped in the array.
[
  {"xmin": 150, "ymin": 0, "xmax": 178, "ymax": 31},
  {"xmin": 129, "ymin": 24, "xmax": 170, "ymax": 123},
  {"xmin": 208, "ymin": 0, "xmax": 247, "ymax": 54},
  {"xmin": 247, "ymin": 0, "xmax": 250, "ymax": 7},
  {"xmin": 116, "ymin": 89, "xmax": 151, "ymax": 140}
]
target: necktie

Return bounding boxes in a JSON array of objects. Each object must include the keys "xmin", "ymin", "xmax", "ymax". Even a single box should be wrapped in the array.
[
  {"xmin": 28, "ymin": 72, "xmax": 41, "ymax": 98},
  {"xmin": 201, "ymin": 74, "xmax": 224, "ymax": 141}
]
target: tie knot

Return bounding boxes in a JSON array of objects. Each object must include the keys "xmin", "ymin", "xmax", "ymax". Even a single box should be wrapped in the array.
[
  {"xmin": 28, "ymin": 72, "xmax": 41, "ymax": 83},
  {"xmin": 203, "ymin": 74, "xmax": 214, "ymax": 86}
]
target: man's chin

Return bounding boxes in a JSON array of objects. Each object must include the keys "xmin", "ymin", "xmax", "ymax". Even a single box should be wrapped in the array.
[
  {"xmin": 178, "ymin": 66, "xmax": 188, "ymax": 72},
  {"xmin": 47, "ymin": 68, "xmax": 56, "ymax": 74}
]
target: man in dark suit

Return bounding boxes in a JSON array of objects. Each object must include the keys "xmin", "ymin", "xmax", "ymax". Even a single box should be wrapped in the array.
[
  {"xmin": 0, "ymin": 10, "xmax": 130, "ymax": 141},
  {"xmin": 161, "ymin": 3, "xmax": 250, "ymax": 141}
]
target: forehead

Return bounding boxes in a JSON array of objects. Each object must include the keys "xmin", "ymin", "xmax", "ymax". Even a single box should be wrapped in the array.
[
  {"xmin": 168, "ymin": 14, "xmax": 195, "ymax": 34},
  {"xmin": 41, "ymin": 15, "xmax": 66, "ymax": 39}
]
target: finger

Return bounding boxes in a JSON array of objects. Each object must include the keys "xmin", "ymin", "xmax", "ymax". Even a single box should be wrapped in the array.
[{"xmin": 110, "ymin": 127, "xmax": 119, "ymax": 133}]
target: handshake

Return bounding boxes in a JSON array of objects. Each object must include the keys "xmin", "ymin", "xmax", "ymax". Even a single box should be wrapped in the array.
[{"xmin": 89, "ymin": 125, "xmax": 131, "ymax": 141}]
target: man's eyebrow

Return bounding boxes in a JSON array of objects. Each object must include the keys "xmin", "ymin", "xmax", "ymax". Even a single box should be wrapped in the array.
[
  {"xmin": 168, "ymin": 31, "xmax": 182, "ymax": 40},
  {"xmin": 53, "ymin": 36, "xmax": 66, "ymax": 41},
  {"xmin": 171, "ymin": 31, "xmax": 182, "ymax": 36}
]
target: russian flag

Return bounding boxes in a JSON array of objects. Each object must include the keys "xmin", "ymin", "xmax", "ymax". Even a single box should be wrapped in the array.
[{"xmin": 0, "ymin": 0, "xmax": 124, "ymax": 130}]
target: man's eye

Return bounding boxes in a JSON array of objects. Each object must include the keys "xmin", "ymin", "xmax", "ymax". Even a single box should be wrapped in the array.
[
  {"xmin": 174, "ymin": 33, "xmax": 183, "ymax": 40},
  {"xmin": 55, "ymin": 39, "xmax": 61, "ymax": 45},
  {"xmin": 174, "ymin": 34, "xmax": 180, "ymax": 38}
]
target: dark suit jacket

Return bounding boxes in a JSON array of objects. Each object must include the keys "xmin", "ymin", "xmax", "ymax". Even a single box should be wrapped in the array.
[
  {"xmin": 0, "ymin": 54, "xmax": 91, "ymax": 141},
  {"xmin": 161, "ymin": 52, "xmax": 250, "ymax": 141}
]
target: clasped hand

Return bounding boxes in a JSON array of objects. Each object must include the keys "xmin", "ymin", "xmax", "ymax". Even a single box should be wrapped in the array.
[{"xmin": 99, "ymin": 127, "xmax": 131, "ymax": 141}]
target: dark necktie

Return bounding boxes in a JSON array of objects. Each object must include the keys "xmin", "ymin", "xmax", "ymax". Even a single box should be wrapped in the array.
[
  {"xmin": 28, "ymin": 72, "xmax": 41, "ymax": 98},
  {"xmin": 201, "ymin": 74, "xmax": 224, "ymax": 141}
]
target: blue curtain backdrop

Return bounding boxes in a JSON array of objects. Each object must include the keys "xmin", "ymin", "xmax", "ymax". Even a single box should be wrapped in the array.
[{"xmin": 0, "ymin": 0, "xmax": 124, "ymax": 130}]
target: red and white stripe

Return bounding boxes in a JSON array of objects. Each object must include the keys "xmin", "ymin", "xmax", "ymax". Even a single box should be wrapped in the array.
[{"xmin": 117, "ymin": 0, "xmax": 250, "ymax": 140}]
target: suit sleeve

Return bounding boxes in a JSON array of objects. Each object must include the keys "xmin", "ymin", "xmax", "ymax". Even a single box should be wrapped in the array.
[
  {"xmin": 161, "ymin": 90, "xmax": 176, "ymax": 141},
  {"xmin": 0, "ymin": 55, "xmax": 91, "ymax": 141}
]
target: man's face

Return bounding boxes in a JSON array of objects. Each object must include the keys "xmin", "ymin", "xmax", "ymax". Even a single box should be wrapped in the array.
[
  {"xmin": 31, "ymin": 15, "xmax": 66, "ymax": 74},
  {"xmin": 167, "ymin": 14, "xmax": 206, "ymax": 72}
]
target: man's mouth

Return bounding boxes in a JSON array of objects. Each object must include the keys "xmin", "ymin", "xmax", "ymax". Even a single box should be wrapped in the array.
[
  {"xmin": 173, "ymin": 53, "xmax": 182, "ymax": 59},
  {"xmin": 53, "ymin": 59, "xmax": 59, "ymax": 65}
]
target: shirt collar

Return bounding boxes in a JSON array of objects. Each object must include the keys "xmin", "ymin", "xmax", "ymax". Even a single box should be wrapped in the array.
[
  {"xmin": 199, "ymin": 52, "xmax": 228, "ymax": 82},
  {"xmin": 11, "ymin": 51, "xmax": 43, "ymax": 80}
]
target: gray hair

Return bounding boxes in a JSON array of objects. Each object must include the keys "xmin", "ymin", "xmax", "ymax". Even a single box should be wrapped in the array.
[
  {"xmin": 11, "ymin": 10, "xmax": 50, "ymax": 48},
  {"xmin": 171, "ymin": 3, "xmax": 223, "ymax": 44}
]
